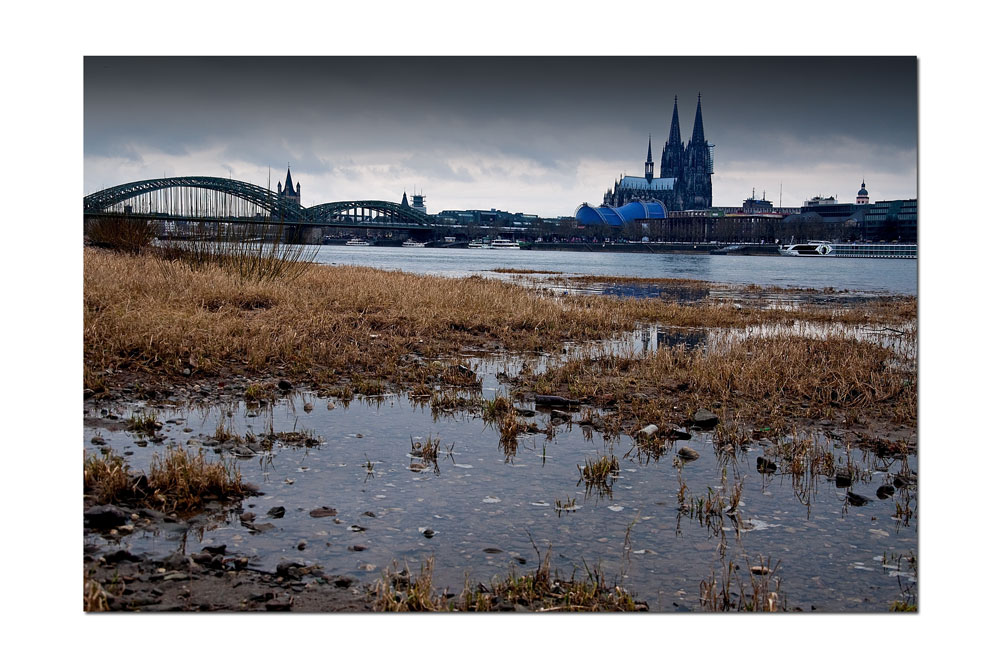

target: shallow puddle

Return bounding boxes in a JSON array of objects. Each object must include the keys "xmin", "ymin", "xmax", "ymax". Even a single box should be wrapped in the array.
[{"xmin": 84, "ymin": 353, "xmax": 917, "ymax": 611}]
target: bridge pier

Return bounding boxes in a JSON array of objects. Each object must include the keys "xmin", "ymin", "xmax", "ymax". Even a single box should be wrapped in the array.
[{"xmin": 284, "ymin": 225, "xmax": 324, "ymax": 245}]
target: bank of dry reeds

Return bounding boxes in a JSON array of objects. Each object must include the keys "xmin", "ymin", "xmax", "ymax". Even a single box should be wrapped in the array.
[
  {"xmin": 158, "ymin": 224, "xmax": 318, "ymax": 283},
  {"xmin": 85, "ymin": 216, "xmax": 157, "ymax": 254},
  {"xmin": 84, "ymin": 248, "xmax": 915, "ymax": 395},
  {"xmin": 522, "ymin": 334, "xmax": 916, "ymax": 431}
]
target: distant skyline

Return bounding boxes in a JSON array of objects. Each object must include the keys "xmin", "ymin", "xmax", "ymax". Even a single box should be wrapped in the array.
[{"xmin": 84, "ymin": 56, "xmax": 917, "ymax": 216}]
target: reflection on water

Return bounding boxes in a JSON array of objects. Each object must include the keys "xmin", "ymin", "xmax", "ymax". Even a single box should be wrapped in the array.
[{"xmin": 84, "ymin": 351, "xmax": 917, "ymax": 611}]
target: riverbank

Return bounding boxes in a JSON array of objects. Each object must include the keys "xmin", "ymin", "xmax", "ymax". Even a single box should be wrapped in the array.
[{"xmin": 84, "ymin": 247, "xmax": 917, "ymax": 611}]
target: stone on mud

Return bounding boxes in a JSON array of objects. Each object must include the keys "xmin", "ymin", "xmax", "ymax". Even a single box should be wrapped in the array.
[
  {"xmin": 535, "ymin": 394, "xmax": 580, "ymax": 407},
  {"xmin": 85, "ymin": 504, "xmax": 130, "ymax": 530},
  {"xmin": 692, "ymin": 409, "xmax": 719, "ymax": 429}
]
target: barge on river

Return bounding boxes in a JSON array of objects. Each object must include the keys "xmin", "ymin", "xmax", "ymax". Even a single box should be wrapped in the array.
[{"xmin": 779, "ymin": 241, "xmax": 916, "ymax": 259}]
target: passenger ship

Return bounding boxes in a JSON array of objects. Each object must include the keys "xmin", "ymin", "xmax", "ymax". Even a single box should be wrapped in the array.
[
  {"xmin": 489, "ymin": 239, "xmax": 521, "ymax": 250},
  {"xmin": 778, "ymin": 241, "xmax": 916, "ymax": 259},
  {"xmin": 402, "ymin": 239, "xmax": 427, "ymax": 248},
  {"xmin": 345, "ymin": 238, "xmax": 371, "ymax": 246}
]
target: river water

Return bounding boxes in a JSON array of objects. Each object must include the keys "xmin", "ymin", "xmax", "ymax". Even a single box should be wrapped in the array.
[{"xmin": 307, "ymin": 245, "xmax": 918, "ymax": 295}]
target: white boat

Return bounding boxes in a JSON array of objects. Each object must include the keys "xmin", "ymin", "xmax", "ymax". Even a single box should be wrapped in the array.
[
  {"xmin": 468, "ymin": 240, "xmax": 492, "ymax": 249},
  {"xmin": 490, "ymin": 239, "xmax": 521, "ymax": 250},
  {"xmin": 345, "ymin": 238, "xmax": 371, "ymax": 246},
  {"xmin": 402, "ymin": 239, "xmax": 426, "ymax": 248},
  {"xmin": 779, "ymin": 240, "xmax": 916, "ymax": 259}
]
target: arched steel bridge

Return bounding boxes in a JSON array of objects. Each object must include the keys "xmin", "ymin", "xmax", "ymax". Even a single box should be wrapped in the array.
[{"xmin": 83, "ymin": 176, "xmax": 435, "ymax": 228}]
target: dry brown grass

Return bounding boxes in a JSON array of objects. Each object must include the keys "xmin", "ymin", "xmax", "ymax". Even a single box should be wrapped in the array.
[
  {"xmin": 491, "ymin": 267, "xmax": 563, "ymax": 275},
  {"xmin": 84, "ymin": 248, "xmax": 915, "ymax": 397},
  {"xmin": 85, "ymin": 216, "xmax": 157, "ymax": 254},
  {"xmin": 84, "ymin": 447, "xmax": 251, "ymax": 513},
  {"xmin": 521, "ymin": 333, "xmax": 916, "ymax": 433},
  {"xmin": 84, "ymin": 571, "xmax": 110, "ymax": 612}
]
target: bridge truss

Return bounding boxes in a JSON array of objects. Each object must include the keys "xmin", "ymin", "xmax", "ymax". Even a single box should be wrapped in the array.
[{"xmin": 84, "ymin": 177, "xmax": 434, "ymax": 229}]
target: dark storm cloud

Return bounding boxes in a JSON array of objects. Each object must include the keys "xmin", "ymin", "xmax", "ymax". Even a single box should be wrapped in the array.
[{"xmin": 84, "ymin": 56, "xmax": 916, "ymax": 214}]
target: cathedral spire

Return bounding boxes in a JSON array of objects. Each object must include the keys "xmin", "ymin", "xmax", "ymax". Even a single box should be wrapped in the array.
[
  {"xmin": 645, "ymin": 134, "xmax": 654, "ymax": 180},
  {"xmin": 668, "ymin": 95, "xmax": 682, "ymax": 146},
  {"xmin": 691, "ymin": 93, "xmax": 705, "ymax": 145}
]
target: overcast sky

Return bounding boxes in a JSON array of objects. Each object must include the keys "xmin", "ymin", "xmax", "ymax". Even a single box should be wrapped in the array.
[{"xmin": 84, "ymin": 56, "xmax": 916, "ymax": 216}]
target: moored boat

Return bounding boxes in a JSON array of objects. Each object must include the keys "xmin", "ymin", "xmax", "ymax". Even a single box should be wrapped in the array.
[
  {"xmin": 778, "ymin": 240, "xmax": 916, "ymax": 259},
  {"xmin": 402, "ymin": 239, "xmax": 426, "ymax": 248},
  {"xmin": 490, "ymin": 239, "xmax": 521, "ymax": 250}
]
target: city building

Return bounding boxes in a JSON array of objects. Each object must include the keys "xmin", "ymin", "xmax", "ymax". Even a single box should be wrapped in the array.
[
  {"xmin": 580, "ymin": 94, "xmax": 714, "ymax": 223},
  {"xmin": 862, "ymin": 199, "xmax": 917, "ymax": 242}
]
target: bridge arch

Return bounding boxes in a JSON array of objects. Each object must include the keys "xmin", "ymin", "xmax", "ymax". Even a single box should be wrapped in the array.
[
  {"xmin": 83, "ymin": 176, "xmax": 308, "ymax": 222},
  {"xmin": 307, "ymin": 200, "xmax": 433, "ymax": 226}
]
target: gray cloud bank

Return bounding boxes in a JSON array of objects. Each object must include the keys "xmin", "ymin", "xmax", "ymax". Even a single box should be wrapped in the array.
[{"xmin": 85, "ymin": 56, "xmax": 916, "ymax": 215}]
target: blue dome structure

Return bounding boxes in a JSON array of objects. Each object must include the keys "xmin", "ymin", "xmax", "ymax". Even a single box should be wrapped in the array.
[{"xmin": 575, "ymin": 199, "xmax": 667, "ymax": 226}]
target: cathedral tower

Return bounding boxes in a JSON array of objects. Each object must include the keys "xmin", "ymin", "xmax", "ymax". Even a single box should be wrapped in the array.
[
  {"xmin": 682, "ymin": 94, "xmax": 713, "ymax": 208},
  {"xmin": 660, "ymin": 96, "xmax": 685, "ymax": 180}
]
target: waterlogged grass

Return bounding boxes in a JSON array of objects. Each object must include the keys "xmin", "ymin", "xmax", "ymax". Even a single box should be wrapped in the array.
[
  {"xmin": 84, "ymin": 447, "xmax": 251, "ymax": 513},
  {"xmin": 372, "ymin": 552, "xmax": 645, "ymax": 612},
  {"xmin": 519, "ymin": 333, "xmax": 916, "ymax": 434},
  {"xmin": 700, "ymin": 557, "xmax": 784, "ymax": 612}
]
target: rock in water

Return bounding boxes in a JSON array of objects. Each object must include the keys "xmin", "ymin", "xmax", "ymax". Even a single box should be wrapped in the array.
[
  {"xmin": 638, "ymin": 424, "xmax": 659, "ymax": 438},
  {"xmin": 876, "ymin": 485, "xmax": 896, "ymax": 499},
  {"xmin": 692, "ymin": 409, "xmax": 719, "ymax": 428},
  {"xmin": 677, "ymin": 446, "xmax": 700, "ymax": 461},
  {"xmin": 267, "ymin": 506, "xmax": 285, "ymax": 519},
  {"xmin": 756, "ymin": 457, "xmax": 778, "ymax": 474},
  {"xmin": 309, "ymin": 506, "xmax": 337, "ymax": 518},
  {"xmin": 84, "ymin": 505, "xmax": 129, "ymax": 530},
  {"xmin": 665, "ymin": 424, "xmax": 691, "ymax": 440},
  {"xmin": 278, "ymin": 379, "xmax": 293, "ymax": 391},
  {"xmin": 846, "ymin": 491, "xmax": 871, "ymax": 506}
]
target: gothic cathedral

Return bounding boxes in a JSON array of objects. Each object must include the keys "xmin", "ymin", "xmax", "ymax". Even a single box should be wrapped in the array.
[{"xmin": 603, "ymin": 94, "xmax": 714, "ymax": 211}]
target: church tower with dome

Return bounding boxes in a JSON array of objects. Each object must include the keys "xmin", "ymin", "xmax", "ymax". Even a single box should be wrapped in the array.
[{"xmin": 856, "ymin": 179, "xmax": 869, "ymax": 205}]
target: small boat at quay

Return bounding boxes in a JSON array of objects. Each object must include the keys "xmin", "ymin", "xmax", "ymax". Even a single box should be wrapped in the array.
[{"xmin": 778, "ymin": 240, "xmax": 916, "ymax": 259}]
